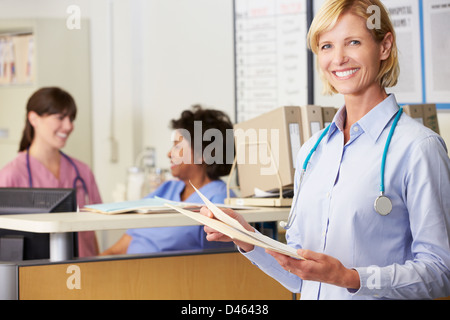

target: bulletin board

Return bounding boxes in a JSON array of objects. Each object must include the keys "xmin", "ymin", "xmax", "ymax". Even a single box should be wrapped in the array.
[
  {"xmin": 384, "ymin": 0, "xmax": 450, "ymax": 109},
  {"xmin": 233, "ymin": 0, "xmax": 312, "ymax": 123},
  {"xmin": 234, "ymin": 0, "xmax": 450, "ymax": 120},
  {"xmin": 0, "ymin": 31, "xmax": 35, "ymax": 86}
]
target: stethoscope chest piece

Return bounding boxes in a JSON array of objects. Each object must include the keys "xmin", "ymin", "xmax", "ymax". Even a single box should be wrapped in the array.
[{"xmin": 374, "ymin": 194, "xmax": 392, "ymax": 216}]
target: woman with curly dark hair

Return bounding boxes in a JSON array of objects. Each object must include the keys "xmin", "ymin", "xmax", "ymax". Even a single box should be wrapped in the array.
[{"xmin": 101, "ymin": 105, "xmax": 235, "ymax": 255}]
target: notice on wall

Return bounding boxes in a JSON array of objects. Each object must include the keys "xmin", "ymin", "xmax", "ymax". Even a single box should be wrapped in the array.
[
  {"xmin": 384, "ymin": 0, "xmax": 423, "ymax": 103},
  {"xmin": 235, "ymin": 0, "xmax": 308, "ymax": 123},
  {"xmin": 423, "ymin": 0, "xmax": 450, "ymax": 103},
  {"xmin": 0, "ymin": 34, "xmax": 34, "ymax": 86}
]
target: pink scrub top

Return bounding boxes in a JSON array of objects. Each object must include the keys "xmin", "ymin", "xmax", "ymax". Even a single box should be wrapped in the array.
[{"xmin": 0, "ymin": 151, "xmax": 102, "ymax": 257}]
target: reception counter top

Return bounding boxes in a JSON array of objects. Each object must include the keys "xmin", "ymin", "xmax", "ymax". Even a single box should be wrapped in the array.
[
  {"xmin": 0, "ymin": 207, "xmax": 289, "ymax": 261},
  {"xmin": 0, "ymin": 207, "xmax": 289, "ymax": 233}
]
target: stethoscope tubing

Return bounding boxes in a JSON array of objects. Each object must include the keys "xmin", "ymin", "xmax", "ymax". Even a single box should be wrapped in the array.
[
  {"xmin": 380, "ymin": 108, "xmax": 403, "ymax": 195},
  {"xmin": 26, "ymin": 147, "xmax": 89, "ymax": 203},
  {"xmin": 282, "ymin": 108, "xmax": 403, "ymax": 230}
]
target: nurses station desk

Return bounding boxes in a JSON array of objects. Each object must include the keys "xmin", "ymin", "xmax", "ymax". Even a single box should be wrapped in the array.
[{"xmin": 0, "ymin": 207, "xmax": 293, "ymax": 300}]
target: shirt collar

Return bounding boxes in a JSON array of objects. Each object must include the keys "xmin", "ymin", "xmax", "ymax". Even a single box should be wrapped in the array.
[{"xmin": 326, "ymin": 94, "xmax": 400, "ymax": 143}]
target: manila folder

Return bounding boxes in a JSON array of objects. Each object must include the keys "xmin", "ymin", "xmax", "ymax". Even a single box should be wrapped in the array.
[{"xmin": 164, "ymin": 184, "xmax": 304, "ymax": 260}]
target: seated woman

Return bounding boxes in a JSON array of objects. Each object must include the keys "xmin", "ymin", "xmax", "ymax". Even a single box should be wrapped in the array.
[{"xmin": 101, "ymin": 105, "xmax": 235, "ymax": 255}]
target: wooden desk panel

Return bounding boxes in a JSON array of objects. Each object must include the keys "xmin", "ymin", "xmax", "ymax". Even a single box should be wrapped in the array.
[{"xmin": 19, "ymin": 252, "xmax": 292, "ymax": 300}]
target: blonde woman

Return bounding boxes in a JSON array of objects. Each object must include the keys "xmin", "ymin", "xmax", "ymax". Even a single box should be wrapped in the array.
[{"xmin": 202, "ymin": 0, "xmax": 450, "ymax": 300}]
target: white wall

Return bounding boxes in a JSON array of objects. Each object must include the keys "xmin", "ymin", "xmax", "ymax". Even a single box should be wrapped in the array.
[
  {"xmin": 90, "ymin": 0, "xmax": 135, "ymax": 204},
  {"xmin": 88, "ymin": 0, "xmax": 235, "ymax": 204},
  {"xmin": 141, "ymin": 0, "xmax": 235, "ymax": 170}
]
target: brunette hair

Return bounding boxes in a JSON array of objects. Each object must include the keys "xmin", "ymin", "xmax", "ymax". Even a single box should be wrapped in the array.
[
  {"xmin": 307, "ymin": 0, "xmax": 400, "ymax": 95},
  {"xmin": 19, "ymin": 87, "xmax": 77, "ymax": 151},
  {"xmin": 170, "ymin": 105, "xmax": 233, "ymax": 180}
]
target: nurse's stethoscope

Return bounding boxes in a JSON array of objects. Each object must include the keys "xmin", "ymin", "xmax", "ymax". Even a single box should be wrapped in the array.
[
  {"xmin": 26, "ymin": 147, "xmax": 90, "ymax": 205},
  {"xmin": 280, "ymin": 107, "xmax": 403, "ymax": 230}
]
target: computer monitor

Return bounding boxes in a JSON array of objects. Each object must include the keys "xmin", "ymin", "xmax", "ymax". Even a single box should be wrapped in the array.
[{"xmin": 0, "ymin": 188, "xmax": 78, "ymax": 261}]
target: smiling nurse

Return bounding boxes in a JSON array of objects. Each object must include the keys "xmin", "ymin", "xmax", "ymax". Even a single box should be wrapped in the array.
[
  {"xmin": 202, "ymin": 0, "xmax": 450, "ymax": 300},
  {"xmin": 0, "ymin": 87, "xmax": 103, "ymax": 257}
]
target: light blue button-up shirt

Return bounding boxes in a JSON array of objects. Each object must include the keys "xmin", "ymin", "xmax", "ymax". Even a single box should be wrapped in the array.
[{"xmin": 242, "ymin": 95, "xmax": 450, "ymax": 299}]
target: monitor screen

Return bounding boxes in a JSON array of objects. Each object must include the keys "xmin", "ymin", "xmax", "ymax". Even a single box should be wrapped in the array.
[{"xmin": 0, "ymin": 188, "xmax": 78, "ymax": 261}]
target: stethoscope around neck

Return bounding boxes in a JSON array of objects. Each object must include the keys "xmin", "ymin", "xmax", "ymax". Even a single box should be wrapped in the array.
[
  {"xmin": 280, "ymin": 107, "xmax": 403, "ymax": 230},
  {"xmin": 26, "ymin": 147, "xmax": 90, "ymax": 205}
]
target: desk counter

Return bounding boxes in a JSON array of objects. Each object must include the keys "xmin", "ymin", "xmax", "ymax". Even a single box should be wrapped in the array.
[
  {"xmin": 0, "ymin": 207, "xmax": 289, "ymax": 261},
  {"xmin": 0, "ymin": 207, "xmax": 288, "ymax": 233},
  {"xmin": 1, "ymin": 249, "xmax": 294, "ymax": 300},
  {"xmin": 0, "ymin": 208, "xmax": 290, "ymax": 300}
]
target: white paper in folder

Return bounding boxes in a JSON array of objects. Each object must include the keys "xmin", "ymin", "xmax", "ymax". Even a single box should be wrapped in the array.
[{"xmin": 165, "ymin": 183, "xmax": 304, "ymax": 260}]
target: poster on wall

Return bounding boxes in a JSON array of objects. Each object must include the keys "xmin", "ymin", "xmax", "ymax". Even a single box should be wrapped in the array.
[
  {"xmin": 235, "ymin": 0, "xmax": 308, "ymax": 123},
  {"xmin": 384, "ymin": 0, "xmax": 423, "ymax": 104},
  {"xmin": 0, "ymin": 33, "xmax": 34, "ymax": 86},
  {"xmin": 0, "ymin": 36, "xmax": 14, "ymax": 85},
  {"xmin": 423, "ymin": 0, "xmax": 450, "ymax": 103}
]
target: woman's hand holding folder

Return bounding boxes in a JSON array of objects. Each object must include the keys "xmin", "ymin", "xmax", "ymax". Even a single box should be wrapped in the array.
[{"xmin": 200, "ymin": 206, "xmax": 256, "ymax": 253}]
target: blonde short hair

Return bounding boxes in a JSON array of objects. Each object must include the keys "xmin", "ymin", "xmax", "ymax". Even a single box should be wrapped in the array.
[{"xmin": 307, "ymin": 0, "xmax": 400, "ymax": 95}]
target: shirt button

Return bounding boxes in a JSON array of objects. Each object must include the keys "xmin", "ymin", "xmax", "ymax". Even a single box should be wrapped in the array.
[{"xmin": 353, "ymin": 126, "xmax": 359, "ymax": 132}]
